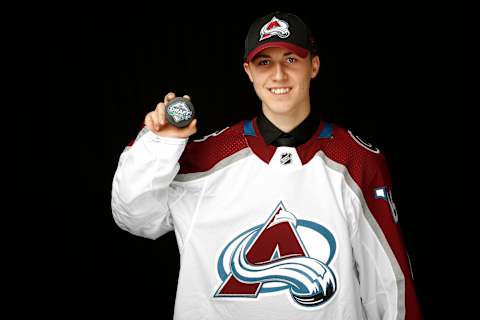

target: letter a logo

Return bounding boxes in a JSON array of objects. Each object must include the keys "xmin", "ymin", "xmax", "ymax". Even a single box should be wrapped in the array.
[{"xmin": 214, "ymin": 201, "xmax": 338, "ymax": 308}]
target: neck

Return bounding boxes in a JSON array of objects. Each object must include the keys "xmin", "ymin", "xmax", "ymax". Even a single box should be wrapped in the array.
[{"xmin": 262, "ymin": 101, "xmax": 311, "ymax": 133}]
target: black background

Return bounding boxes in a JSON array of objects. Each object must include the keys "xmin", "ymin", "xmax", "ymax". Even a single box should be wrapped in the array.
[{"xmin": 44, "ymin": 2, "xmax": 463, "ymax": 318}]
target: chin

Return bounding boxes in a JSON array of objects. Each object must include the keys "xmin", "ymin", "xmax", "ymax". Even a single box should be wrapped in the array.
[{"xmin": 264, "ymin": 101, "xmax": 296, "ymax": 115}]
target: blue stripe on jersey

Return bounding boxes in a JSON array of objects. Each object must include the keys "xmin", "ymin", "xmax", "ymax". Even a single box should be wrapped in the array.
[
  {"xmin": 244, "ymin": 119, "xmax": 256, "ymax": 136},
  {"xmin": 318, "ymin": 122, "xmax": 333, "ymax": 138}
]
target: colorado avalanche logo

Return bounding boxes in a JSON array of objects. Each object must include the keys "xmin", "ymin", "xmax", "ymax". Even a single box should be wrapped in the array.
[
  {"xmin": 214, "ymin": 202, "xmax": 338, "ymax": 308},
  {"xmin": 259, "ymin": 16, "xmax": 290, "ymax": 41}
]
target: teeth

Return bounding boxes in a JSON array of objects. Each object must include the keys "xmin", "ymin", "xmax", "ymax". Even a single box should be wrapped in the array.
[{"xmin": 269, "ymin": 88, "xmax": 290, "ymax": 94}]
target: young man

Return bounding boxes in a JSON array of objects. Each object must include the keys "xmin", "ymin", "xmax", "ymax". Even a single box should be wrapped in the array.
[{"xmin": 111, "ymin": 11, "xmax": 422, "ymax": 319}]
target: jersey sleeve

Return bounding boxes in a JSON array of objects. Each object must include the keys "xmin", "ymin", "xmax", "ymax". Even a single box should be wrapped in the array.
[
  {"xmin": 350, "ymin": 154, "xmax": 422, "ymax": 320},
  {"xmin": 111, "ymin": 127, "xmax": 188, "ymax": 239}
]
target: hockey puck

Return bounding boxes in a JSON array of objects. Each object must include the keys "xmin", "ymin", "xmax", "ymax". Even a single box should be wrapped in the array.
[{"xmin": 165, "ymin": 97, "xmax": 195, "ymax": 128}]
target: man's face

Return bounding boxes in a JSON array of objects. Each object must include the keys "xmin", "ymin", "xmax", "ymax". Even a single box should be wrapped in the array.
[{"xmin": 243, "ymin": 47, "xmax": 320, "ymax": 116}]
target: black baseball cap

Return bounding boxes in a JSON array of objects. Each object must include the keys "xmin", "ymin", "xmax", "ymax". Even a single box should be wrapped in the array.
[{"xmin": 244, "ymin": 11, "xmax": 317, "ymax": 62}]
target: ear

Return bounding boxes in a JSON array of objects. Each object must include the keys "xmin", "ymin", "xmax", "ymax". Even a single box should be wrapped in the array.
[
  {"xmin": 243, "ymin": 62, "xmax": 254, "ymax": 82},
  {"xmin": 311, "ymin": 55, "xmax": 320, "ymax": 79}
]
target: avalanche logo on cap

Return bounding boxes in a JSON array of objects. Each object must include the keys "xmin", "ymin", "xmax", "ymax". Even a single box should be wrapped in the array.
[{"xmin": 259, "ymin": 16, "xmax": 290, "ymax": 41}]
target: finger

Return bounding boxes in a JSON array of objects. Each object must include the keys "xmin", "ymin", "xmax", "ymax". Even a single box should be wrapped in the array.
[
  {"xmin": 183, "ymin": 95, "xmax": 191, "ymax": 101},
  {"xmin": 151, "ymin": 111, "xmax": 161, "ymax": 131},
  {"xmin": 144, "ymin": 112, "xmax": 152, "ymax": 129},
  {"xmin": 145, "ymin": 112, "xmax": 157, "ymax": 131},
  {"xmin": 164, "ymin": 92, "xmax": 176, "ymax": 105},
  {"xmin": 155, "ymin": 102, "xmax": 166, "ymax": 127},
  {"xmin": 187, "ymin": 118, "xmax": 197, "ymax": 132}
]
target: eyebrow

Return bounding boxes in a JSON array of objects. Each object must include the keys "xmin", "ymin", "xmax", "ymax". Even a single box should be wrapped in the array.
[{"xmin": 252, "ymin": 52, "xmax": 295, "ymax": 62}]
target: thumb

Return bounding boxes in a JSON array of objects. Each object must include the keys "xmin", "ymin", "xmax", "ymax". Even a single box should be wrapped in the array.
[{"xmin": 187, "ymin": 119, "xmax": 198, "ymax": 134}]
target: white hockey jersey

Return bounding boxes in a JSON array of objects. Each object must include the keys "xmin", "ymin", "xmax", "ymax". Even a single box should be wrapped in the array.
[{"xmin": 111, "ymin": 118, "xmax": 422, "ymax": 319}]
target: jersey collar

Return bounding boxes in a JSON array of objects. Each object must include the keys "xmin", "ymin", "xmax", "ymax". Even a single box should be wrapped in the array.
[
  {"xmin": 256, "ymin": 110, "xmax": 320, "ymax": 147},
  {"xmin": 243, "ymin": 116, "xmax": 333, "ymax": 165}
]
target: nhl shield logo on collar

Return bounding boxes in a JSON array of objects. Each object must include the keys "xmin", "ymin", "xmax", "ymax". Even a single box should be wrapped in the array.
[
  {"xmin": 280, "ymin": 152, "xmax": 292, "ymax": 165},
  {"xmin": 259, "ymin": 16, "xmax": 290, "ymax": 41}
]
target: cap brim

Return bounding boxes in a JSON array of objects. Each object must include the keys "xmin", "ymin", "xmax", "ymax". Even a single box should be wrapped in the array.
[{"xmin": 245, "ymin": 42, "xmax": 309, "ymax": 62}]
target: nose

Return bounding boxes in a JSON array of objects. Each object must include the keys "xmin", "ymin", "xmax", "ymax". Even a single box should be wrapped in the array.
[{"xmin": 272, "ymin": 63, "xmax": 287, "ymax": 81}]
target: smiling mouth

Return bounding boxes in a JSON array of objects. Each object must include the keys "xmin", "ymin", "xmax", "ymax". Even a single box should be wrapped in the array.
[{"xmin": 268, "ymin": 87, "xmax": 291, "ymax": 95}]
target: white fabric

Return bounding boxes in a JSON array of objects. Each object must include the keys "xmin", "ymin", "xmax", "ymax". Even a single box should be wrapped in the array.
[{"xmin": 112, "ymin": 129, "xmax": 403, "ymax": 320}]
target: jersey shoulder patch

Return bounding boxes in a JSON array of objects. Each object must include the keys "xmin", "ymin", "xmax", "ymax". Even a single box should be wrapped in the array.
[
  {"xmin": 347, "ymin": 130, "xmax": 381, "ymax": 154},
  {"xmin": 321, "ymin": 124, "xmax": 386, "ymax": 182}
]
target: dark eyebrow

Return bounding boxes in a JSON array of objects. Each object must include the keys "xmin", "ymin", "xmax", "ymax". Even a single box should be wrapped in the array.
[
  {"xmin": 252, "ymin": 54, "xmax": 270, "ymax": 62},
  {"xmin": 252, "ymin": 51, "xmax": 296, "ymax": 62}
]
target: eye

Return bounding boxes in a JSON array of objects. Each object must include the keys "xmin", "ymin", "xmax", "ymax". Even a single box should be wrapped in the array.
[
  {"xmin": 258, "ymin": 59, "xmax": 270, "ymax": 66},
  {"xmin": 286, "ymin": 57, "xmax": 296, "ymax": 64}
]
